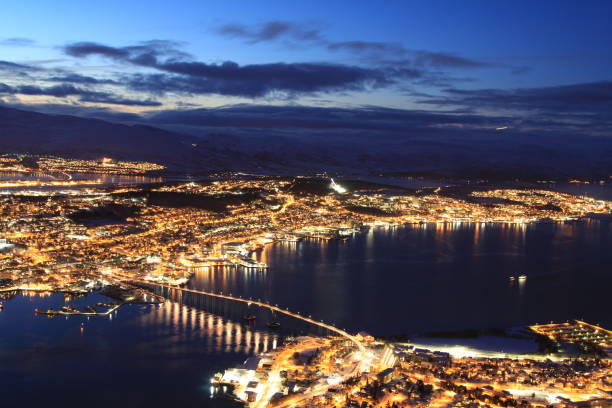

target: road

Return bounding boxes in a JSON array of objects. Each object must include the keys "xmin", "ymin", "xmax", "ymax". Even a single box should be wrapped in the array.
[
  {"xmin": 252, "ymin": 338, "xmax": 321, "ymax": 408},
  {"xmin": 119, "ymin": 277, "xmax": 369, "ymax": 407},
  {"xmin": 122, "ymin": 278, "xmax": 366, "ymax": 354}
]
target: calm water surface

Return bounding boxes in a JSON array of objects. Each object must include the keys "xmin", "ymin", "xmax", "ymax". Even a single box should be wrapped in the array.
[
  {"xmin": 1, "ymin": 218, "xmax": 611, "ymax": 406},
  {"xmin": 196, "ymin": 220, "xmax": 611, "ymax": 335},
  {"xmin": 0, "ymin": 292, "xmax": 282, "ymax": 407}
]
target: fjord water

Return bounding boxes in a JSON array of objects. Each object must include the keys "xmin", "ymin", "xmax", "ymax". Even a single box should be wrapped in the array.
[
  {"xmin": 0, "ymin": 293, "xmax": 268, "ymax": 407},
  {"xmin": 1, "ymin": 219, "xmax": 611, "ymax": 406},
  {"xmin": 201, "ymin": 219, "xmax": 612, "ymax": 335}
]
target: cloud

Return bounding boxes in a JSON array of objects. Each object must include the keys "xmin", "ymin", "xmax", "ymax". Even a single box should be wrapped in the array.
[
  {"xmin": 0, "ymin": 82, "xmax": 161, "ymax": 107},
  {"xmin": 136, "ymin": 94, "xmax": 612, "ymax": 144},
  {"xmin": 216, "ymin": 21, "xmax": 323, "ymax": 43},
  {"xmin": 218, "ymin": 21, "xmax": 289, "ymax": 42},
  {"xmin": 416, "ymin": 81, "xmax": 612, "ymax": 137},
  {"xmin": 78, "ymin": 95, "xmax": 162, "ymax": 106},
  {"xmin": 136, "ymin": 103, "xmax": 612, "ymax": 178},
  {"xmin": 0, "ymin": 38, "xmax": 35, "ymax": 47},
  {"xmin": 26, "ymin": 59, "xmax": 70, "ymax": 66},
  {"xmin": 64, "ymin": 41, "xmax": 394, "ymax": 98},
  {"xmin": 0, "ymin": 60, "xmax": 30, "ymax": 69},
  {"xmin": 124, "ymin": 64, "xmax": 390, "ymax": 98},
  {"xmin": 8, "ymin": 83, "xmax": 101, "ymax": 98},
  {"xmin": 64, "ymin": 40, "xmax": 190, "ymax": 61},
  {"xmin": 3, "ymin": 98, "xmax": 610, "ymax": 178},
  {"xmin": 0, "ymin": 60, "xmax": 39, "ymax": 76},
  {"xmin": 61, "ymin": 37, "xmax": 494, "ymax": 101},
  {"xmin": 0, "ymin": 60, "xmax": 157, "ymax": 106},
  {"xmin": 47, "ymin": 73, "xmax": 117, "ymax": 85},
  {"xmin": 429, "ymin": 81, "xmax": 612, "ymax": 111},
  {"xmin": 215, "ymin": 20, "xmax": 491, "ymax": 71},
  {"xmin": 413, "ymin": 51, "xmax": 488, "ymax": 68},
  {"xmin": 144, "ymin": 104, "xmax": 506, "ymax": 133},
  {"xmin": 327, "ymin": 41, "xmax": 407, "ymax": 55},
  {"xmin": 65, "ymin": 42, "xmax": 131, "ymax": 59},
  {"xmin": 325, "ymin": 42, "xmax": 488, "ymax": 69},
  {"xmin": 0, "ymin": 101, "xmax": 143, "ymax": 121},
  {"xmin": 3, "ymin": 97, "xmax": 609, "ymax": 178}
]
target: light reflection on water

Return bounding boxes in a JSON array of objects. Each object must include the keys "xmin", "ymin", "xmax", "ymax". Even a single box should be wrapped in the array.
[
  {"xmin": 137, "ymin": 300, "xmax": 280, "ymax": 355},
  {"xmin": 0, "ymin": 218, "xmax": 610, "ymax": 406},
  {"xmin": 0, "ymin": 170, "xmax": 164, "ymax": 190},
  {"xmin": 0, "ymin": 291, "xmax": 286, "ymax": 407},
  {"xmin": 188, "ymin": 221, "xmax": 611, "ymax": 335}
]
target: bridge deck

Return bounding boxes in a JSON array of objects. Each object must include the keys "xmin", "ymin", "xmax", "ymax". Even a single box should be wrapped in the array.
[{"xmin": 129, "ymin": 280, "xmax": 365, "ymax": 352}]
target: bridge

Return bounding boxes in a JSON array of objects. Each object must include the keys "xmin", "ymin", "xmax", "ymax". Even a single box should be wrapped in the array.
[{"xmin": 125, "ymin": 279, "xmax": 365, "ymax": 353}]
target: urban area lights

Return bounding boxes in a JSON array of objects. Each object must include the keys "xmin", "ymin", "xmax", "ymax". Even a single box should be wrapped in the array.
[
  {"xmin": 212, "ymin": 334, "xmax": 611, "ymax": 407},
  {"xmin": 3, "ymin": 174, "xmax": 610, "ymax": 294},
  {"xmin": 1, "ymin": 154, "xmax": 611, "ymax": 408}
]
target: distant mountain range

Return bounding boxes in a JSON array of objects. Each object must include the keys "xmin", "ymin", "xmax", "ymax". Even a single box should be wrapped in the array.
[
  {"xmin": 0, "ymin": 105, "xmax": 206, "ymax": 169},
  {"xmin": 1, "ymin": 105, "xmax": 611, "ymax": 179}
]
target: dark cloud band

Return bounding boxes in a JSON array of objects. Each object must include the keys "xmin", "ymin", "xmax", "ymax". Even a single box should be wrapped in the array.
[
  {"xmin": 64, "ymin": 41, "xmax": 394, "ymax": 97},
  {"xmin": 0, "ymin": 82, "xmax": 161, "ymax": 106}
]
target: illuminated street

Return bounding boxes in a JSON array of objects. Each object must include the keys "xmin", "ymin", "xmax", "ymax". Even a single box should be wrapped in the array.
[{"xmin": 2, "ymin": 2, "xmax": 612, "ymax": 406}]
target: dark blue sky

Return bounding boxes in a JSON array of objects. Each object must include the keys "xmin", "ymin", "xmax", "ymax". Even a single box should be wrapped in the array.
[{"xmin": 0, "ymin": 0, "xmax": 611, "ymax": 140}]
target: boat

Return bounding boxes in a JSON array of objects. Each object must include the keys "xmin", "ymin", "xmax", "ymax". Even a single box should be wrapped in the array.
[
  {"xmin": 243, "ymin": 315, "xmax": 256, "ymax": 321},
  {"xmin": 518, "ymin": 275, "xmax": 527, "ymax": 281},
  {"xmin": 0, "ymin": 302, "xmax": 4, "ymax": 310},
  {"xmin": 509, "ymin": 276, "xmax": 516, "ymax": 281},
  {"xmin": 267, "ymin": 321, "xmax": 281, "ymax": 329}
]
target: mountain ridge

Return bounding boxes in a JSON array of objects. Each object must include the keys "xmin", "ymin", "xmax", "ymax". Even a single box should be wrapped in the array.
[{"xmin": 1, "ymin": 104, "xmax": 611, "ymax": 179}]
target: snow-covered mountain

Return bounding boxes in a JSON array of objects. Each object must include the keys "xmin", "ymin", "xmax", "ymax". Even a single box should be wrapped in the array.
[{"xmin": 1, "ymin": 105, "xmax": 611, "ymax": 179}]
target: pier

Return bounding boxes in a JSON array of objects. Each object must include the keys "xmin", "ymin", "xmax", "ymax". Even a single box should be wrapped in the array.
[{"xmin": 35, "ymin": 303, "xmax": 123, "ymax": 317}]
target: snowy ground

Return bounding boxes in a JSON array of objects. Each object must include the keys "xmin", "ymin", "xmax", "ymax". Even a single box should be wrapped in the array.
[{"xmin": 403, "ymin": 335, "xmax": 559, "ymax": 360}]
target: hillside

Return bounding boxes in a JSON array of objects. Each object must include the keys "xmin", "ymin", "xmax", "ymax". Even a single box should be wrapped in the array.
[
  {"xmin": 0, "ymin": 106, "xmax": 219, "ymax": 170},
  {"xmin": 1, "ymin": 105, "xmax": 611, "ymax": 179}
]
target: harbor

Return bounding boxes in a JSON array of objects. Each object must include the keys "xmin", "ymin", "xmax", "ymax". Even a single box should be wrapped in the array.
[{"xmin": 34, "ymin": 301, "xmax": 122, "ymax": 317}]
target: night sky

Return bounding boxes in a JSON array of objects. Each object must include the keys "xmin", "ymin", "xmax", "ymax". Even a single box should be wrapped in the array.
[{"xmin": 1, "ymin": 0, "xmax": 611, "ymax": 142}]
